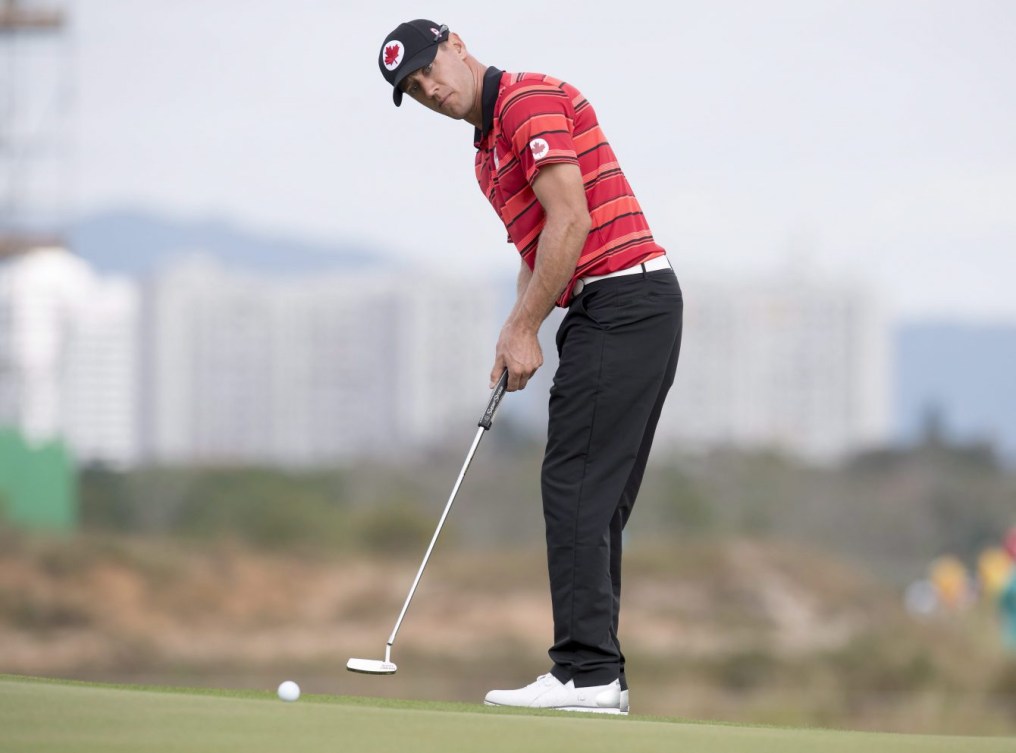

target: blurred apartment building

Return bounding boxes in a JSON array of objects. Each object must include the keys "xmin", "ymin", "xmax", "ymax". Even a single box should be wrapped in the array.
[
  {"xmin": 657, "ymin": 274, "xmax": 891, "ymax": 461},
  {"xmin": 0, "ymin": 250, "xmax": 890, "ymax": 467},
  {"xmin": 0, "ymin": 250, "xmax": 497, "ymax": 468},
  {"xmin": 0, "ymin": 247, "xmax": 139, "ymax": 466},
  {"xmin": 141, "ymin": 256, "xmax": 498, "ymax": 466}
]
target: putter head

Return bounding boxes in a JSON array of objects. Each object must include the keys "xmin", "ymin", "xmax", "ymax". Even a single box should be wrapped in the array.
[{"xmin": 346, "ymin": 657, "xmax": 398, "ymax": 675}]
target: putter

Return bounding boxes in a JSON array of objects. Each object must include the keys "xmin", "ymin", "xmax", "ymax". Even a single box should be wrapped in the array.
[{"xmin": 347, "ymin": 370, "xmax": 509, "ymax": 675}]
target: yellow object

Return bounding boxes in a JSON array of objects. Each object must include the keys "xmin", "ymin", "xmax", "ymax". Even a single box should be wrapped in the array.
[
  {"xmin": 979, "ymin": 548, "xmax": 1014, "ymax": 598},
  {"xmin": 929, "ymin": 555, "xmax": 970, "ymax": 610}
]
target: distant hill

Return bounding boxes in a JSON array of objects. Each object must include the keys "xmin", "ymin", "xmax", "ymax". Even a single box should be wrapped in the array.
[
  {"xmin": 68, "ymin": 208, "xmax": 390, "ymax": 277},
  {"xmin": 895, "ymin": 322, "xmax": 1016, "ymax": 459}
]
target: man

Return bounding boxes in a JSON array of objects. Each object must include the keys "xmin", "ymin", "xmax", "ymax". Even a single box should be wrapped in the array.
[{"xmin": 378, "ymin": 20, "xmax": 683, "ymax": 715}]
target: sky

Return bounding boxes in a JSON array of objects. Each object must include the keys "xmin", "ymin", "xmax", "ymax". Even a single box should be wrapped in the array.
[{"xmin": 40, "ymin": 0, "xmax": 1016, "ymax": 321}]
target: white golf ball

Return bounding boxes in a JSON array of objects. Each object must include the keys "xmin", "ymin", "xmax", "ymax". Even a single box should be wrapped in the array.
[{"xmin": 277, "ymin": 680, "xmax": 300, "ymax": 702}]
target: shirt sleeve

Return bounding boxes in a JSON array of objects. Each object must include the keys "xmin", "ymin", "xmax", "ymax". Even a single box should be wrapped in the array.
[{"xmin": 499, "ymin": 85, "xmax": 579, "ymax": 185}]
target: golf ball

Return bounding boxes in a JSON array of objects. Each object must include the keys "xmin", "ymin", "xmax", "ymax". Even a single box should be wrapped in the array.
[{"xmin": 277, "ymin": 680, "xmax": 300, "ymax": 702}]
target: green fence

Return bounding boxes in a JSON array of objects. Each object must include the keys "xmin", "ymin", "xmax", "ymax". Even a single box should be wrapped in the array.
[{"xmin": 0, "ymin": 428, "xmax": 77, "ymax": 531}]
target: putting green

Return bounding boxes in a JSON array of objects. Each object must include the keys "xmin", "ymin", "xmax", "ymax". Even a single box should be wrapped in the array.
[{"xmin": 1, "ymin": 676, "xmax": 1013, "ymax": 753}]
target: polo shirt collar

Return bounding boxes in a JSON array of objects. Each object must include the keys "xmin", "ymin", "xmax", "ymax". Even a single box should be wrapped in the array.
[{"xmin": 473, "ymin": 66, "xmax": 504, "ymax": 146}]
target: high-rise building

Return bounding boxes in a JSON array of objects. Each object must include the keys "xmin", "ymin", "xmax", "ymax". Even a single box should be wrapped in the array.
[
  {"xmin": 0, "ymin": 247, "xmax": 139, "ymax": 466},
  {"xmin": 3, "ymin": 248, "xmax": 888, "ymax": 467},
  {"xmin": 656, "ymin": 273, "xmax": 891, "ymax": 461},
  {"xmin": 62, "ymin": 276, "xmax": 138, "ymax": 465},
  {"xmin": 142, "ymin": 256, "xmax": 498, "ymax": 466}
]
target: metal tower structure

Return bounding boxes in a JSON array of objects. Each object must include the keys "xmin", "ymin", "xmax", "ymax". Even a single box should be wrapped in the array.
[{"xmin": 0, "ymin": 0, "xmax": 68, "ymax": 258}]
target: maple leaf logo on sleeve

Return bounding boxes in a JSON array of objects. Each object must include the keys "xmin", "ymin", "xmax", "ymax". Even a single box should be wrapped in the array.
[
  {"xmin": 383, "ymin": 42, "xmax": 404, "ymax": 71},
  {"xmin": 529, "ymin": 138, "xmax": 550, "ymax": 160}
]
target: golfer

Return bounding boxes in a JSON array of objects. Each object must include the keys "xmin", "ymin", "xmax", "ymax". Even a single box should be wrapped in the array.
[{"xmin": 378, "ymin": 20, "xmax": 683, "ymax": 715}]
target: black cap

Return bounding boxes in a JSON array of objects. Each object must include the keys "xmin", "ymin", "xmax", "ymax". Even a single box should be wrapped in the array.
[{"xmin": 378, "ymin": 19, "xmax": 449, "ymax": 106}]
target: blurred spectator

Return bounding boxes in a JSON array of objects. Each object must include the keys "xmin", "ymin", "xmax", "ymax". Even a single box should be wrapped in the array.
[
  {"xmin": 929, "ymin": 555, "xmax": 971, "ymax": 610},
  {"xmin": 903, "ymin": 579, "xmax": 938, "ymax": 617},
  {"xmin": 1004, "ymin": 527, "xmax": 1016, "ymax": 560},
  {"xmin": 1000, "ymin": 568, "xmax": 1016, "ymax": 652},
  {"xmin": 978, "ymin": 548, "xmax": 1014, "ymax": 599}
]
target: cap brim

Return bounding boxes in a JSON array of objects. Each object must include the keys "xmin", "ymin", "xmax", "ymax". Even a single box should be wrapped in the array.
[{"xmin": 390, "ymin": 45, "xmax": 440, "ymax": 107}]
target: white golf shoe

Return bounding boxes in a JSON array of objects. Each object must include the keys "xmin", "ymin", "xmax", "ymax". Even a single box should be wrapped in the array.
[
  {"xmin": 484, "ymin": 674, "xmax": 622, "ymax": 714},
  {"xmin": 620, "ymin": 689, "xmax": 629, "ymax": 715}
]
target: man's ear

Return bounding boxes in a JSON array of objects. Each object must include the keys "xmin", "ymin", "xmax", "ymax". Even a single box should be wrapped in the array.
[{"xmin": 446, "ymin": 32, "xmax": 468, "ymax": 60}]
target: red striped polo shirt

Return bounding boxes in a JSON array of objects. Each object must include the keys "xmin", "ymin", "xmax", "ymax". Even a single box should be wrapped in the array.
[{"xmin": 473, "ymin": 68, "xmax": 666, "ymax": 307}]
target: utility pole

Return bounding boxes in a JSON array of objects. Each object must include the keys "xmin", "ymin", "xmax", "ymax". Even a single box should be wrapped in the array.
[{"xmin": 0, "ymin": 0, "xmax": 68, "ymax": 258}]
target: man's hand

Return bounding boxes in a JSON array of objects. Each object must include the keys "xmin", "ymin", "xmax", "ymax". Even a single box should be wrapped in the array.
[{"xmin": 490, "ymin": 320, "xmax": 543, "ymax": 392}]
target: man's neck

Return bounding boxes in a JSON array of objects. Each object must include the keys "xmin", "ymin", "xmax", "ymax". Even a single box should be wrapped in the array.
[{"xmin": 464, "ymin": 58, "xmax": 487, "ymax": 130}]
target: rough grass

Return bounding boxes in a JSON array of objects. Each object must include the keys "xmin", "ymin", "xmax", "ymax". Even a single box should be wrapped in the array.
[
  {"xmin": 2, "ymin": 675, "xmax": 1014, "ymax": 753},
  {"xmin": 4, "ymin": 532, "xmax": 1016, "ymax": 735}
]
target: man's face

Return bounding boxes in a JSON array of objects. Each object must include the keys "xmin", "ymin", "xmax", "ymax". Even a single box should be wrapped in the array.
[{"xmin": 400, "ymin": 39, "xmax": 474, "ymax": 120}]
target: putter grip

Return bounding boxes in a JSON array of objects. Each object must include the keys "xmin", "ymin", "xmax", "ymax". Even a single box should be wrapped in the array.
[{"xmin": 478, "ymin": 370, "xmax": 509, "ymax": 430}]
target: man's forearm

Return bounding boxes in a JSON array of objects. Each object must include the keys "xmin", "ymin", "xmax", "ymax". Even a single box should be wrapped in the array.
[
  {"xmin": 508, "ymin": 214, "xmax": 587, "ymax": 333},
  {"xmin": 516, "ymin": 261, "xmax": 532, "ymax": 300}
]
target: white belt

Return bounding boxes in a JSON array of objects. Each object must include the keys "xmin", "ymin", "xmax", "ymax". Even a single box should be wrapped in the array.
[{"xmin": 574, "ymin": 255, "xmax": 672, "ymax": 295}]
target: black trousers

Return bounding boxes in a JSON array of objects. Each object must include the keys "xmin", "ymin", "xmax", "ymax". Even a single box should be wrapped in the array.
[{"xmin": 544, "ymin": 267, "xmax": 683, "ymax": 689}]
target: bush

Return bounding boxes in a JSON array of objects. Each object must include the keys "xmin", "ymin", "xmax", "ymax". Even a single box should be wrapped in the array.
[
  {"xmin": 712, "ymin": 650, "xmax": 781, "ymax": 692},
  {"xmin": 80, "ymin": 467, "xmax": 351, "ymax": 550},
  {"xmin": 825, "ymin": 634, "xmax": 939, "ymax": 694},
  {"xmin": 352, "ymin": 502, "xmax": 443, "ymax": 555}
]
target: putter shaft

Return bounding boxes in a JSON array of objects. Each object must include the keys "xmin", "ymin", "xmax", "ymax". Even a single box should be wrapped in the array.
[
  {"xmin": 350, "ymin": 372, "xmax": 507, "ymax": 674},
  {"xmin": 386, "ymin": 424, "xmax": 486, "ymax": 649}
]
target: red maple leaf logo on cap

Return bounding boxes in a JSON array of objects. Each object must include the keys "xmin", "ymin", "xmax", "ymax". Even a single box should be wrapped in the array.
[{"xmin": 384, "ymin": 44, "xmax": 401, "ymax": 67}]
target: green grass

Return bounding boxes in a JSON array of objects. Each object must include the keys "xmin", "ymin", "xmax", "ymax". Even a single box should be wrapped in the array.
[{"xmin": 1, "ymin": 675, "xmax": 1013, "ymax": 753}]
